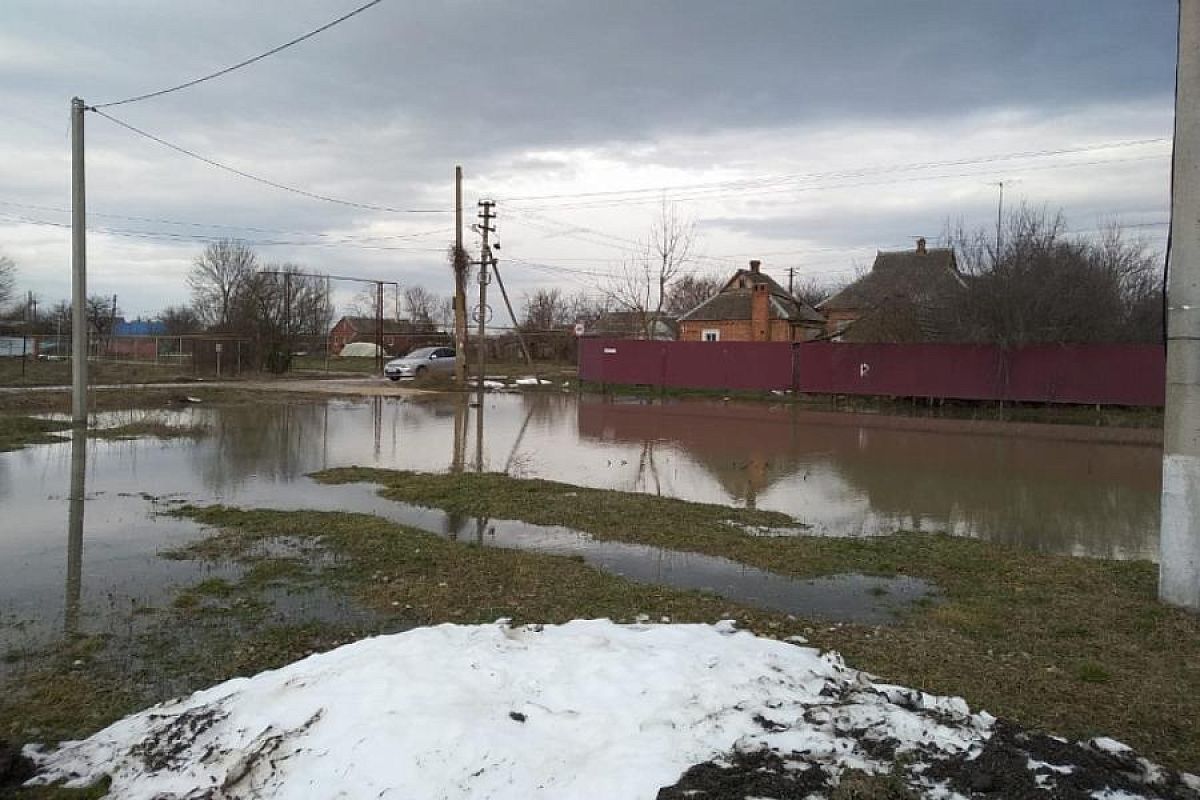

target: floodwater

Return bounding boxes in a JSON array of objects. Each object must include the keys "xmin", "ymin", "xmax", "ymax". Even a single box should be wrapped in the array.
[{"xmin": 0, "ymin": 392, "xmax": 1160, "ymax": 652}]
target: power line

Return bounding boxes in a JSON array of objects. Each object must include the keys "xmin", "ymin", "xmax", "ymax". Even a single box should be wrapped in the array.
[
  {"xmin": 502, "ymin": 153, "xmax": 1170, "ymax": 213},
  {"xmin": 0, "ymin": 211, "xmax": 450, "ymax": 252},
  {"xmin": 92, "ymin": 0, "xmax": 386, "ymax": 108},
  {"xmin": 497, "ymin": 137, "xmax": 1171, "ymax": 207},
  {"xmin": 0, "ymin": 198, "xmax": 453, "ymax": 242},
  {"xmin": 90, "ymin": 109, "xmax": 450, "ymax": 214}
]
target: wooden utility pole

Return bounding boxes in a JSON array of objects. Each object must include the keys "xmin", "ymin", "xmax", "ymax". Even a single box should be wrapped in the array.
[
  {"xmin": 787, "ymin": 267, "xmax": 795, "ymax": 296},
  {"xmin": 1161, "ymin": 0, "xmax": 1200, "ymax": 610},
  {"xmin": 454, "ymin": 166, "xmax": 467, "ymax": 383},
  {"xmin": 70, "ymin": 97, "xmax": 87, "ymax": 425}
]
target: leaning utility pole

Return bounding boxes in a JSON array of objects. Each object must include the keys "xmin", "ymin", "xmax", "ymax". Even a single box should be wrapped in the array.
[
  {"xmin": 70, "ymin": 97, "xmax": 88, "ymax": 425},
  {"xmin": 1161, "ymin": 0, "xmax": 1200, "ymax": 611},
  {"xmin": 476, "ymin": 200, "xmax": 495, "ymax": 385},
  {"xmin": 492, "ymin": 262, "xmax": 533, "ymax": 366},
  {"xmin": 454, "ymin": 166, "xmax": 467, "ymax": 383}
]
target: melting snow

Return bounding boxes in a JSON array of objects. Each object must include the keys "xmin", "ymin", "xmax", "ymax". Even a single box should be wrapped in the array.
[{"xmin": 22, "ymin": 620, "xmax": 1199, "ymax": 799}]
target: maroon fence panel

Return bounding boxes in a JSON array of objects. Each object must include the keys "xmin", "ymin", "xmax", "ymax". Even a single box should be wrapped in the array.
[
  {"xmin": 661, "ymin": 342, "xmax": 793, "ymax": 390},
  {"xmin": 795, "ymin": 343, "xmax": 1006, "ymax": 401},
  {"xmin": 580, "ymin": 339, "xmax": 1165, "ymax": 406},
  {"xmin": 1005, "ymin": 344, "xmax": 1165, "ymax": 406}
]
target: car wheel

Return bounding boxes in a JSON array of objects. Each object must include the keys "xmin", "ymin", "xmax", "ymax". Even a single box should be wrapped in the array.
[{"xmin": 388, "ymin": 376, "xmax": 401, "ymax": 382}]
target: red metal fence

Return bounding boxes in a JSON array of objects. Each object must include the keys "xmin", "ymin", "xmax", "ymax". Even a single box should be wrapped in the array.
[{"xmin": 579, "ymin": 340, "xmax": 1166, "ymax": 406}]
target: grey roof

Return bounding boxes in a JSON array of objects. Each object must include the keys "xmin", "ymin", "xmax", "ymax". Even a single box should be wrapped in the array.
[
  {"xmin": 679, "ymin": 268, "xmax": 824, "ymax": 324},
  {"xmin": 335, "ymin": 316, "xmax": 429, "ymax": 334},
  {"xmin": 584, "ymin": 311, "xmax": 679, "ymax": 339},
  {"xmin": 820, "ymin": 248, "xmax": 962, "ymax": 313}
]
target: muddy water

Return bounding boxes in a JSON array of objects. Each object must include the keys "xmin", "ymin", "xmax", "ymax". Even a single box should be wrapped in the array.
[{"xmin": 0, "ymin": 393, "xmax": 1159, "ymax": 651}]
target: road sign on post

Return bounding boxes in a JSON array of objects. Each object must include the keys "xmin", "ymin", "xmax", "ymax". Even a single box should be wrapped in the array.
[{"xmin": 573, "ymin": 322, "xmax": 586, "ymax": 337}]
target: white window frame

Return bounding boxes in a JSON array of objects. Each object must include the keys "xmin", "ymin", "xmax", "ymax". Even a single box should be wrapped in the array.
[{"xmin": 702, "ymin": 328, "xmax": 720, "ymax": 342}]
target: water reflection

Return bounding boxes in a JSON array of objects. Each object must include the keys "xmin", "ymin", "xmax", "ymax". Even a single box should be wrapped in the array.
[
  {"xmin": 65, "ymin": 427, "xmax": 86, "ymax": 635},
  {"xmin": 0, "ymin": 393, "xmax": 1163, "ymax": 653}
]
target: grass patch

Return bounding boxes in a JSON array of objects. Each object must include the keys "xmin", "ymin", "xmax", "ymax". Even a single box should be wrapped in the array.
[
  {"xmin": 312, "ymin": 467, "xmax": 1200, "ymax": 772},
  {"xmin": 88, "ymin": 420, "xmax": 208, "ymax": 441},
  {"xmin": 0, "ymin": 358, "xmax": 191, "ymax": 389},
  {"xmin": 0, "ymin": 416, "xmax": 70, "ymax": 451},
  {"xmin": 169, "ymin": 505, "xmax": 746, "ymax": 628}
]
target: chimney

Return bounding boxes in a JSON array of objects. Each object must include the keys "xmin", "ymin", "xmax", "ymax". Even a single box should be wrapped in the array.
[
  {"xmin": 915, "ymin": 237, "xmax": 927, "ymax": 255},
  {"xmin": 749, "ymin": 259, "xmax": 761, "ymax": 274},
  {"xmin": 751, "ymin": 283, "xmax": 770, "ymax": 342}
]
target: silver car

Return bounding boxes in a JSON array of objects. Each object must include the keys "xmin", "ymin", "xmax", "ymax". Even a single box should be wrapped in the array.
[{"xmin": 384, "ymin": 346, "xmax": 457, "ymax": 380}]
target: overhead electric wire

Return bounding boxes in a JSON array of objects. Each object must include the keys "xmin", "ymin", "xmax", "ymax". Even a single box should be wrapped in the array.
[
  {"xmin": 497, "ymin": 137, "xmax": 1171, "ymax": 207},
  {"xmin": 502, "ymin": 153, "xmax": 1170, "ymax": 213},
  {"xmin": 0, "ymin": 211, "xmax": 450, "ymax": 252},
  {"xmin": 91, "ymin": 0, "xmax": 385, "ymax": 108},
  {"xmin": 91, "ymin": 109, "xmax": 450, "ymax": 214},
  {"xmin": 0, "ymin": 198, "xmax": 453, "ymax": 243}
]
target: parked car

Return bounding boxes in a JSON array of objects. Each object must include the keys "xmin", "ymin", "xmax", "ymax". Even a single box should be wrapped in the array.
[{"xmin": 384, "ymin": 346, "xmax": 457, "ymax": 380}]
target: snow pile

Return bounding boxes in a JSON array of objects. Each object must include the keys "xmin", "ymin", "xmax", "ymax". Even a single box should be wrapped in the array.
[{"xmin": 24, "ymin": 620, "xmax": 1199, "ymax": 799}]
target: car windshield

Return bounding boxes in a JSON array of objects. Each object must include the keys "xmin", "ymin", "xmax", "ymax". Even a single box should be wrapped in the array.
[{"xmin": 404, "ymin": 347, "xmax": 437, "ymax": 359}]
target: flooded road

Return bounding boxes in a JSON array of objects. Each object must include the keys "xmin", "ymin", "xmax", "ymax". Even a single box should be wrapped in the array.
[{"xmin": 0, "ymin": 393, "xmax": 1160, "ymax": 650}]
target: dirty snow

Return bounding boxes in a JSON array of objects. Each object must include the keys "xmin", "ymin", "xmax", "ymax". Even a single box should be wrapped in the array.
[{"xmin": 24, "ymin": 620, "xmax": 1198, "ymax": 799}]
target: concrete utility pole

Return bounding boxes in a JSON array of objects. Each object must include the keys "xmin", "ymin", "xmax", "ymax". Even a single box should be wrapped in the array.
[
  {"xmin": 1161, "ymin": 0, "xmax": 1200, "ymax": 611},
  {"xmin": 476, "ymin": 200, "xmax": 495, "ymax": 384},
  {"xmin": 454, "ymin": 167, "xmax": 467, "ymax": 383},
  {"xmin": 70, "ymin": 97, "xmax": 88, "ymax": 425}
]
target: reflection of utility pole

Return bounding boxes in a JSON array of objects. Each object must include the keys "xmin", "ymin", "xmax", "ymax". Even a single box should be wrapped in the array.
[
  {"xmin": 990, "ymin": 180, "xmax": 1005, "ymax": 261},
  {"xmin": 451, "ymin": 394, "xmax": 467, "ymax": 473},
  {"xmin": 1161, "ymin": 0, "xmax": 1200, "ymax": 611},
  {"xmin": 66, "ymin": 427, "xmax": 86, "ymax": 634}
]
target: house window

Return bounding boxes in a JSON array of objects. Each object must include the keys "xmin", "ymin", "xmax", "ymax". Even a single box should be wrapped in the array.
[{"xmin": 702, "ymin": 329, "xmax": 720, "ymax": 342}]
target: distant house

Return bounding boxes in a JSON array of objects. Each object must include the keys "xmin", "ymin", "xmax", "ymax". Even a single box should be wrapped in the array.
[
  {"xmin": 677, "ymin": 260, "xmax": 824, "ymax": 342},
  {"xmin": 329, "ymin": 316, "xmax": 439, "ymax": 356},
  {"xmin": 583, "ymin": 311, "xmax": 678, "ymax": 341},
  {"xmin": 819, "ymin": 238, "xmax": 964, "ymax": 342},
  {"xmin": 112, "ymin": 318, "xmax": 167, "ymax": 337}
]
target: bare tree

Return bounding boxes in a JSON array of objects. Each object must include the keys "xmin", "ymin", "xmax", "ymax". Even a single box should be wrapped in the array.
[
  {"xmin": 521, "ymin": 288, "xmax": 572, "ymax": 331},
  {"xmin": 664, "ymin": 273, "xmax": 722, "ymax": 316},
  {"xmin": 605, "ymin": 199, "xmax": 696, "ymax": 336},
  {"xmin": 791, "ymin": 277, "xmax": 843, "ymax": 309},
  {"xmin": 0, "ymin": 254, "xmax": 15, "ymax": 311},
  {"xmin": 435, "ymin": 294, "xmax": 455, "ymax": 331},
  {"xmin": 944, "ymin": 205, "xmax": 1162, "ymax": 345},
  {"xmin": 157, "ymin": 305, "xmax": 202, "ymax": 335},
  {"xmin": 403, "ymin": 285, "xmax": 436, "ymax": 326},
  {"xmin": 227, "ymin": 264, "xmax": 331, "ymax": 371},
  {"xmin": 190, "ymin": 240, "xmax": 256, "ymax": 329}
]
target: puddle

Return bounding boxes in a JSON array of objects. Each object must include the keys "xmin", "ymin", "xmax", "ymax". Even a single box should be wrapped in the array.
[{"xmin": 0, "ymin": 393, "xmax": 1160, "ymax": 654}]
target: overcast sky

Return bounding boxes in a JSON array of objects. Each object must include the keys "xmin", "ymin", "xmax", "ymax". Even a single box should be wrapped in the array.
[{"xmin": 0, "ymin": 0, "xmax": 1179, "ymax": 319}]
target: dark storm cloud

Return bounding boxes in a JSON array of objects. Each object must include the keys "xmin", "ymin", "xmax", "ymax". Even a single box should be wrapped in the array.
[{"xmin": 0, "ymin": 0, "xmax": 1178, "ymax": 313}]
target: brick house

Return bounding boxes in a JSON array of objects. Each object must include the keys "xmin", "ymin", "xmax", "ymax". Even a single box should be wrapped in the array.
[
  {"xmin": 677, "ymin": 260, "xmax": 825, "ymax": 342},
  {"xmin": 329, "ymin": 316, "xmax": 440, "ymax": 356},
  {"xmin": 819, "ymin": 238, "xmax": 963, "ymax": 342}
]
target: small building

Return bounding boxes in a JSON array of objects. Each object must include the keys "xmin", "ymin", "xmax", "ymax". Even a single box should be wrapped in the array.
[
  {"xmin": 583, "ymin": 311, "xmax": 678, "ymax": 341},
  {"xmin": 677, "ymin": 260, "xmax": 824, "ymax": 342},
  {"xmin": 329, "ymin": 316, "xmax": 438, "ymax": 356},
  {"xmin": 819, "ymin": 238, "xmax": 963, "ymax": 342}
]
